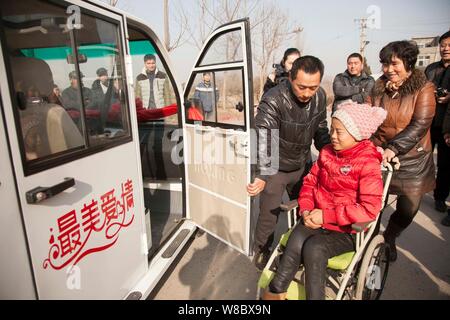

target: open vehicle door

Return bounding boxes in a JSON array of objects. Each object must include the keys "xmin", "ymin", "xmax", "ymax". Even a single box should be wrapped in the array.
[
  {"xmin": 182, "ymin": 19, "xmax": 255, "ymax": 255},
  {"xmin": 0, "ymin": 0, "xmax": 148, "ymax": 299}
]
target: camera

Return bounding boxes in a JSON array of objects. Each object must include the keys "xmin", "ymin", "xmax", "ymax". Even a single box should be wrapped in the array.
[
  {"xmin": 272, "ymin": 63, "xmax": 288, "ymax": 82},
  {"xmin": 436, "ymin": 87, "xmax": 448, "ymax": 98}
]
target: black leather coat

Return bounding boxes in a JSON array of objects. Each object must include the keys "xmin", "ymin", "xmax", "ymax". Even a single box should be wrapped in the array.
[{"xmin": 255, "ymin": 81, "xmax": 330, "ymax": 180}]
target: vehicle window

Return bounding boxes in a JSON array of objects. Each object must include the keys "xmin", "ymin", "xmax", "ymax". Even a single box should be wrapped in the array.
[
  {"xmin": 198, "ymin": 29, "xmax": 243, "ymax": 66},
  {"xmin": 128, "ymin": 28, "xmax": 178, "ymax": 125},
  {"xmin": 74, "ymin": 13, "xmax": 130, "ymax": 146},
  {"xmin": 185, "ymin": 69, "xmax": 245, "ymax": 127},
  {"xmin": 0, "ymin": 0, "xmax": 131, "ymax": 171}
]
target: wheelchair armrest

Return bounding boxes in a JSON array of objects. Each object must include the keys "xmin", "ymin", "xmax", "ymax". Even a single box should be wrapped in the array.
[
  {"xmin": 280, "ymin": 200, "xmax": 299, "ymax": 212},
  {"xmin": 351, "ymin": 221, "xmax": 375, "ymax": 233}
]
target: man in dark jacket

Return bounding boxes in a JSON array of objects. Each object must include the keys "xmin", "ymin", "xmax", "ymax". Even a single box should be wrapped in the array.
[
  {"xmin": 442, "ymin": 102, "xmax": 450, "ymax": 226},
  {"xmin": 193, "ymin": 72, "xmax": 219, "ymax": 121},
  {"xmin": 425, "ymin": 31, "xmax": 450, "ymax": 213},
  {"xmin": 92, "ymin": 67, "xmax": 120, "ymax": 127},
  {"xmin": 91, "ymin": 67, "xmax": 109, "ymax": 105},
  {"xmin": 61, "ymin": 70, "xmax": 95, "ymax": 111},
  {"xmin": 247, "ymin": 56, "xmax": 330, "ymax": 270},
  {"xmin": 332, "ymin": 53, "xmax": 375, "ymax": 112},
  {"xmin": 61, "ymin": 70, "xmax": 101, "ymax": 134}
]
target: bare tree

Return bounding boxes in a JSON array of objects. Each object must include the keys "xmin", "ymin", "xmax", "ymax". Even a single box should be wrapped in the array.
[
  {"xmin": 252, "ymin": 3, "xmax": 297, "ymax": 100},
  {"xmin": 163, "ymin": 0, "xmax": 188, "ymax": 52},
  {"xmin": 175, "ymin": 0, "xmax": 297, "ymax": 104}
]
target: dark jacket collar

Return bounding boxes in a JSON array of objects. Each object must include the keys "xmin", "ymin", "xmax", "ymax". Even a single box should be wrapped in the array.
[
  {"xmin": 373, "ymin": 68, "xmax": 428, "ymax": 98},
  {"xmin": 342, "ymin": 70, "xmax": 370, "ymax": 80},
  {"xmin": 285, "ymin": 81, "xmax": 313, "ymax": 108}
]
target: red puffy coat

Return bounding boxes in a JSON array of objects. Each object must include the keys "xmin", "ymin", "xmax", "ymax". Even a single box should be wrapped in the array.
[{"xmin": 298, "ymin": 140, "xmax": 383, "ymax": 234}]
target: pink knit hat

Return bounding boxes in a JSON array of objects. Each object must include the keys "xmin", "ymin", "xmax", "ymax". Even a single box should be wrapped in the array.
[{"xmin": 332, "ymin": 101, "xmax": 387, "ymax": 141}]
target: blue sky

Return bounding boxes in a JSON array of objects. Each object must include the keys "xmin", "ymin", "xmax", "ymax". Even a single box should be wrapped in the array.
[{"xmin": 115, "ymin": 0, "xmax": 450, "ymax": 83}]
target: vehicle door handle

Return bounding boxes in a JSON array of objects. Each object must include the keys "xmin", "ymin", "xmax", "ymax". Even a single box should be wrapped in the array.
[{"xmin": 26, "ymin": 178, "xmax": 75, "ymax": 204}]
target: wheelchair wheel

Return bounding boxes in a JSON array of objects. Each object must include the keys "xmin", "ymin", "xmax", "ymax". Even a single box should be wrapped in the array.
[{"xmin": 355, "ymin": 235, "xmax": 390, "ymax": 300}]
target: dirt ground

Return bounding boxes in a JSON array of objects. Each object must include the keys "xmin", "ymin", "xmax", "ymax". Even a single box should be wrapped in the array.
[
  {"xmin": 150, "ymin": 108, "xmax": 450, "ymax": 300},
  {"xmin": 150, "ymin": 192, "xmax": 450, "ymax": 300}
]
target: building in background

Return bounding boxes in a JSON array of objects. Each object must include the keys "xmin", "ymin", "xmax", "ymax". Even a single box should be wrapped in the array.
[{"xmin": 412, "ymin": 36, "xmax": 440, "ymax": 70}]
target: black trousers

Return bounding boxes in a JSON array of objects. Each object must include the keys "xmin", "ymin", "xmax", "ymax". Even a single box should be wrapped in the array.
[
  {"xmin": 269, "ymin": 222, "xmax": 355, "ymax": 300},
  {"xmin": 389, "ymin": 194, "xmax": 423, "ymax": 230},
  {"xmin": 253, "ymin": 168, "xmax": 305, "ymax": 254},
  {"xmin": 431, "ymin": 126, "xmax": 450, "ymax": 202}
]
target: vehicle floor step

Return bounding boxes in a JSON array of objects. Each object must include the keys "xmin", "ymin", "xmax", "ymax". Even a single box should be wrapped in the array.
[{"xmin": 161, "ymin": 229, "xmax": 191, "ymax": 258}]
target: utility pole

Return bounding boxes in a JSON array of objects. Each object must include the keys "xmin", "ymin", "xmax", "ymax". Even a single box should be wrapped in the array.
[
  {"xmin": 163, "ymin": 0, "xmax": 170, "ymax": 51},
  {"xmin": 354, "ymin": 18, "xmax": 369, "ymax": 59},
  {"xmin": 292, "ymin": 26, "xmax": 304, "ymax": 54}
]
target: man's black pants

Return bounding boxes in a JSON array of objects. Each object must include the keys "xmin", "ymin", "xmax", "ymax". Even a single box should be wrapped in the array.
[{"xmin": 253, "ymin": 168, "xmax": 306, "ymax": 254}]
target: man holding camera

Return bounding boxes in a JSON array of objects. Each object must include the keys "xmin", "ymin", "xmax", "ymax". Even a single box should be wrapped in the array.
[
  {"xmin": 332, "ymin": 53, "xmax": 375, "ymax": 112},
  {"xmin": 247, "ymin": 56, "xmax": 330, "ymax": 271},
  {"xmin": 425, "ymin": 31, "xmax": 450, "ymax": 214}
]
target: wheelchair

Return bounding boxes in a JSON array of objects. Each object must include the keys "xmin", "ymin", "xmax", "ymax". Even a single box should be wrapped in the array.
[{"xmin": 257, "ymin": 163, "xmax": 394, "ymax": 300}]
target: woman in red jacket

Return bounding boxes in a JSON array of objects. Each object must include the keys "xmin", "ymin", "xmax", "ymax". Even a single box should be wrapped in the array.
[{"xmin": 263, "ymin": 102, "xmax": 387, "ymax": 300}]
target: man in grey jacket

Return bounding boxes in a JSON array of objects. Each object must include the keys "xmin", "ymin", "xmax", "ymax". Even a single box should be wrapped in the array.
[
  {"xmin": 135, "ymin": 54, "xmax": 170, "ymax": 109},
  {"xmin": 332, "ymin": 53, "xmax": 375, "ymax": 112}
]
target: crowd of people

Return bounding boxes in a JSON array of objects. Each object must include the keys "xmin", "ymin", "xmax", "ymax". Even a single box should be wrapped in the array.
[{"xmin": 249, "ymin": 30, "xmax": 450, "ymax": 300}]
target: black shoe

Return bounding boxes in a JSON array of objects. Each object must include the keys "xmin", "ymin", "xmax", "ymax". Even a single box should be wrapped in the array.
[
  {"xmin": 386, "ymin": 240, "xmax": 397, "ymax": 262},
  {"xmin": 435, "ymin": 200, "xmax": 448, "ymax": 213},
  {"xmin": 383, "ymin": 221, "xmax": 404, "ymax": 262},
  {"xmin": 253, "ymin": 249, "xmax": 271, "ymax": 271},
  {"xmin": 441, "ymin": 214, "xmax": 450, "ymax": 227}
]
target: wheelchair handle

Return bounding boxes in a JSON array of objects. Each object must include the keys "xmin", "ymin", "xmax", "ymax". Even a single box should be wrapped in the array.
[{"xmin": 382, "ymin": 162, "xmax": 394, "ymax": 172}]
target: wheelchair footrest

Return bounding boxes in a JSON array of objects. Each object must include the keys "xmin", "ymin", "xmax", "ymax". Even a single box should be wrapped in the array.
[{"xmin": 258, "ymin": 269, "xmax": 306, "ymax": 300}]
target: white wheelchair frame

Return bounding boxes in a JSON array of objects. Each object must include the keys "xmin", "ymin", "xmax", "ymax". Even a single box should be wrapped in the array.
[{"xmin": 257, "ymin": 163, "xmax": 394, "ymax": 300}]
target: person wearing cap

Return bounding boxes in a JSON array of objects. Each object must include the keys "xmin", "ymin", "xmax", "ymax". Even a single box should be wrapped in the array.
[
  {"xmin": 91, "ymin": 67, "xmax": 120, "ymax": 112},
  {"xmin": 61, "ymin": 70, "xmax": 101, "ymax": 133},
  {"xmin": 262, "ymin": 102, "xmax": 387, "ymax": 300},
  {"xmin": 92, "ymin": 67, "xmax": 109, "ymax": 101},
  {"xmin": 61, "ymin": 70, "xmax": 95, "ymax": 112}
]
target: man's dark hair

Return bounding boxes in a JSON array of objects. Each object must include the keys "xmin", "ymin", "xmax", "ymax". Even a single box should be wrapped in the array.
[
  {"xmin": 280, "ymin": 48, "xmax": 301, "ymax": 68},
  {"xmin": 144, "ymin": 54, "xmax": 156, "ymax": 62},
  {"xmin": 290, "ymin": 55, "xmax": 324, "ymax": 80},
  {"xmin": 439, "ymin": 31, "xmax": 450, "ymax": 44},
  {"xmin": 347, "ymin": 52, "xmax": 363, "ymax": 62},
  {"xmin": 379, "ymin": 40, "xmax": 419, "ymax": 72}
]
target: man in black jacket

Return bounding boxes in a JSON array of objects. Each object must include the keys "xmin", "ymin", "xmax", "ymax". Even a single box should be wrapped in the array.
[
  {"xmin": 425, "ymin": 31, "xmax": 450, "ymax": 213},
  {"xmin": 332, "ymin": 52, "xmax": 374, "ymax": 112},
  {"xmin": 441, "ymin": 102, "xmax": 450, "ymax": 226},
  {"xmin": 247, "ymin": 56, "xmax": 330, "ymax": 270}
]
